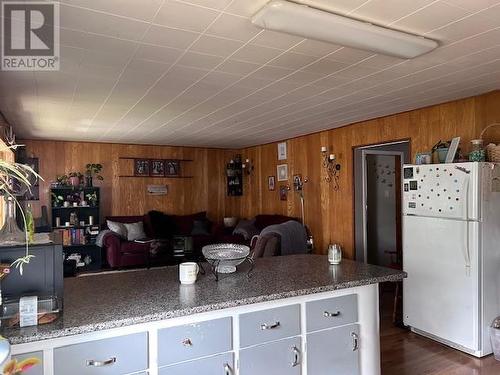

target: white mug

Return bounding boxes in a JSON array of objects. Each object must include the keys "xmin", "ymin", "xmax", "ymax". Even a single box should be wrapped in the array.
[{"xmin": 179, "ymin": 262, "xmax": 199, "ymax": 285}]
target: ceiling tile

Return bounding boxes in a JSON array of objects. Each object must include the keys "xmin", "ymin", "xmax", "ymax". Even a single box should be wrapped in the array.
[
  {"xmin": 224, "ymin": 0, "xmax": 269, "ymax": 17},
  {"xmin": 153, "ymin": 1, "xmax": 220, "ymax": 32},
  {"xmin": 297, "ymin": 0, "xmax": 375, "ymax": 15},
  {"xmin": 251, "ymin": 30, "xmax": 305, "ymax": 50},
  {"xmin": 189, "ymin": 35, "xmax": 244, "ymax": 57},
  {"xmin": 302, "ymin": 59, "xmax": 348, "ymax": 75},
  {"xmin": 444, "ymin": 0, "xmax": 500, "ymax": 12},
  {"xmin": 430, "ymin": 13, "xmax": 499, "ymax": 43},
  {"xmin": 135, "ymin": 44, "xmax": 184, "ymax": 64},
  {"xmin": 250, "ymin": 66, "xmax": 294, "ymax": 81},
  {"xmin": 352, "ymin": 0, "xmax": 435, "ymax": 25},
  {"xmin": 327, "ymin": 47, "xmax": 375, "ymax": 64},
  {"xmin": 215, "ymin": 59, "xmax": 260, "ymax": 75},
  {"xmin": 141, "ymin": 25, "xmax": 199, "ymax": 49},
  {"xmin": 393, "ymin": 1, "xmax": 472, "ymax": 34},
  {"xmin": 60, "ymin": 0, "xmax": 163, "ymax": 21},
  {"xmin": 206, "ymin": 13, "xmax": 262, "ymax": 42},
  {"xmin": 231, "ymin": 44, "xmax": 284, "ymax": 64},
  {"xmin": 176, "ymin": 51, "xmax": 224, "ymax": 70},
  {"xmin": 268, "ymin": 52, "xmax": 318, "ymax": 70},
  {"xmin": 290, "ymin": 39, "xmax": 341, "ymax": 57},
  {"xmin": 60, "ymin": 4, "xmax": 150, "ymax": 41},
  {"xmin": 181, "ymin": 0, "xmax": 233, "ymax": 10}
]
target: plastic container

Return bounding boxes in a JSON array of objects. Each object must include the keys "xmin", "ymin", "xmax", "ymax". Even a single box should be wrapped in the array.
[
  {"xmin": 490, "ymin": 317, "xmax": 500, "ymax": 361},
  {"xmin": 469, "ymin": 139, "xmax": 486, "ymax": 162}
]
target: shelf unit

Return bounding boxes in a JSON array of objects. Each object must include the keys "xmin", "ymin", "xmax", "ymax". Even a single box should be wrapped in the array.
[{"xmin": 50, "ymin": 186, "xmax": 100, "ymax": 229}]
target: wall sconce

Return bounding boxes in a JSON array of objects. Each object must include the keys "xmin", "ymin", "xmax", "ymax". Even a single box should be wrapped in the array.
[
  {"xmin": 321, "ymin": 146, "xmax": 341, "ymax": 190},
  {"xmin": 242, "ymin": 158, "xmax": 254, "ymax": 175}
]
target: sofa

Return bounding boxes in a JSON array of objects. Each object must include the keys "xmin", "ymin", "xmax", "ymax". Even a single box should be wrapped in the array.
[{"xmin": 102, "ymin": 211, "xmax": 244, "ymax": 268}]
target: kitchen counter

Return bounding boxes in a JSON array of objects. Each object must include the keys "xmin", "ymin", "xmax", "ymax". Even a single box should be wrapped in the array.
[{"xmin": 3, "ymin": 255, "xmax": 405, "ymax": 345}]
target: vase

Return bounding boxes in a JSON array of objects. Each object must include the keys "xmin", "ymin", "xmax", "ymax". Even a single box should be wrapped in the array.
[
  {"xmin": 85, "ymin": 176, "xmax": 93, "ymax": 187},
  {"xmin": 0, "ymin": 197, "xmax": 26, "ymax": 245},
  {"xmin": 69, "ymin": 176, "xmax": 80, "ymax": 186}
]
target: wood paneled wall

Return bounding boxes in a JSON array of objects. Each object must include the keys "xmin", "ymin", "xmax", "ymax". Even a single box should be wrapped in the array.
[
  {"xmin": 20, "ymin": 140, "xmax": 240, "ymax": 225},
  {"xmin": 237, "ymin": 90, "xmax": 500, "ymax": 258},
  {"xmin": 0, "ymin": 139, "xmax": 15, "ymax": 227},
  {"xmin": 18, "ymin": 90, "xmax": 500, "ymax": 258}
]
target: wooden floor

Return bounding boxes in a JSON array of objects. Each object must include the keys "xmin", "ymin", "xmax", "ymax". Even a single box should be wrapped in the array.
[{"xmin": 380, "ymin": 290, "xmax": 500, "ymax": 375}]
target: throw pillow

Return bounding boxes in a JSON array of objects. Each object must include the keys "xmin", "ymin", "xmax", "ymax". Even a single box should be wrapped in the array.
[
  {"xmin": 124, "ymin": 221, "xmax": 147, "ymax": 241},
  {"xmin": 107, "ymin": 220, "xmax": 128, "ymax": 239},
  {"xmin": 233, "ymin": 219, "xmax": 259, "ymax": 240},
  {"xmin": 191, "ymin": 220, "xmax": 211, "ymax": 236}
]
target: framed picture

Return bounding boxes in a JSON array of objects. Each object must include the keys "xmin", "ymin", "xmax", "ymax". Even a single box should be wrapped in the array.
[
  {"xmin": 165, "ymin": 160, "xmax": 180, "ymax": 176},
  {"xmin": 277, "ymin": 142, "xmax": 287, "ymax": 160},
  {"xmin": 279, "ymin": 185, "xmax": 288, "ymax": 201},
  {"xmin": 277, "ymin": 164, "xmax": 288, "ymax": 181},
  {"xmin": 150, "ymin": 160, "xmax": 165, "ymax": 176},
  {"xmin": 268, "ymin": 176, "xmax": 276, "ymax": 191},
  {"xmin": 445, "ymin": 137, "xmax": 461, "ymax": 163},
  {"xmin": 134, "ymin": 159, "xmax": 150, "ymax": 176},
  {"xmin": 293, "ymin": 174, "xmax": 302, "ymax": 191}
]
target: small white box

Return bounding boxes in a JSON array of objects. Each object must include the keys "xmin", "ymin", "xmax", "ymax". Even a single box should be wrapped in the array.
[{"xmin": 19, "ymin": 296, "xmax": 38, "ymax": 327}]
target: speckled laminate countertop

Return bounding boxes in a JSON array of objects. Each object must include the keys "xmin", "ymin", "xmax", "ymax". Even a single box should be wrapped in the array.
[{"xmin": 3, "ymin": 255, "xmax": 405, "ymax": 345}]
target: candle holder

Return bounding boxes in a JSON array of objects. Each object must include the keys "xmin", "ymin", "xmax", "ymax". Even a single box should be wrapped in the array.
[{"xmin": 321, "ymin": 146, "xmax": 341, "ymax": 190}]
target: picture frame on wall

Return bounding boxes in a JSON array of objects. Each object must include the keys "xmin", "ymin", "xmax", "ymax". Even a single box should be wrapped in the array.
[
  {"xmin": 134, "ymin": 159, "xmax": 150, "ymax": 176},
  {"xmin": 165, "ymin": 160, "xmax": 180, "ymax": 176},
  {"xmin": 279, "ymin": 185, "xmax": 288, "ymax": 201},
  {"xmin": 150, "ymin": 160, "xmax": 165, "ymax": 176},
  {"xmin": 277, "ymin": 141, "xmax": 287, "ymax": 160},
  {"xmin": 277, "ymin": 164, "xmax": 288, "ymax": 181},
  {"xmin": 268, "ymin": 176, "xmax": 276, "ymax": 191}
]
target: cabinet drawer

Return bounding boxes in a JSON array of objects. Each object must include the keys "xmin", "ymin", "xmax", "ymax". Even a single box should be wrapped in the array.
[
  {"xmin": 307, "ymin": 324, "xmax": 360, "ymax": 375},
  {"xmin": 159, "ymin": 353, "xmax": 234, "ymax": 375},
  {"xmin": 240, "ymin": 336, "xmax": 301, "ymax": 375},
  {"xmin": 158, "ymin": 317, "xmax": 232, "ymax": 367},
  {"xmin": 306, "ymin": 294, "xmax": 357, "ymax": 332},
  {"xmin": 12, "ymin": 351, "xmax": 43, "ymax": 375},
  {"xmin": 54, "ymin": 332, "xmax": 148, "ymax": 375},
  {"xmin": 239, "ymin": 304, "xmax": 300, "ymax": 347}
]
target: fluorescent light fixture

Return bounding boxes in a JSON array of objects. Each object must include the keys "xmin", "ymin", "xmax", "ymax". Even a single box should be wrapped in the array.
[{"xmin": 252, "ymin": 0, "xmax": 438, "ymax": 59}]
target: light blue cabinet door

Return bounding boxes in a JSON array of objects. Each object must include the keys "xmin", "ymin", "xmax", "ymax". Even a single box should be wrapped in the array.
[
  {"xmin": 158, "ymin": 317, "xmax": 232, "ymax": 367},
  {"xmin": 54, "ymin": 332, "xmax": 148, "ymax": 375},
  {"xmin": 158, "ymin": 353, "xmax": 234, "ymax": 375},
  {"xmin": 12, "ymin": 351, "xmax": 43, "ymax": 375},
  {"xmin": 307, "ymin": 324, "xmax": 360, "ymax": 375},
  {"xmin": 240, "ymin": 337, "xmax": 302, "ymax": 375},
  {"xmin": 240, "ymin": 304, "xmax": 300, "ymax": 348}
]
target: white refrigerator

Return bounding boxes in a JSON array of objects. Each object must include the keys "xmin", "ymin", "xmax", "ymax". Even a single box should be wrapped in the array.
[{"xmin": 402, "ymin": 162, "xmax": 500, "ymax": 357}]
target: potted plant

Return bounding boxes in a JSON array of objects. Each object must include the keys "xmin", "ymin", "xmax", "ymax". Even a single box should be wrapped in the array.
[
  {"xmin": 431, "ymin": 140, "xmax": 450, "ymax": 163},
  {"xmin": 0, "ymin": 143, "xmax": 42, "ymax": 274},
  {"xmin": 85, "ymin": 163, "xmax": 103, "ymax": 187},
  {"xmin": 50, "ymin": 192, "xmax": 64, "ymax": 207},
  {"xmin": 55, "ymin": 174, "xmax": 68, "ymax": 187},
  {"xmin": 68, "ymin": 172, "xmax": 83, "ymax": 187},
  {"xmin": 85, "ymin": 192, "xmax": 98, "ymax": 207}
]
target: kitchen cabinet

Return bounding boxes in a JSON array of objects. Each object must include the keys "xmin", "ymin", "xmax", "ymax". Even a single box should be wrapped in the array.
[
  {"xmin": 158, "ymin": 352, "xmax": 234, "ymax": 375},
  {"xmin": 239, "ymin": 336, "xmax": 302, "ymax": 375},
  {"xmin": 307, "ymin": 324, "xmax": 360, "ymax": 375},
  {"xmin": 12, "ymin": 351, "xmax": 43, "ymax": 375}
]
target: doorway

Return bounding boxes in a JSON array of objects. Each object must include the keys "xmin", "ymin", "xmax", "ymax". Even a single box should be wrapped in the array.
[{"xmin": 354, "ymin": 141, "xmax": 410, "ymax": 265}]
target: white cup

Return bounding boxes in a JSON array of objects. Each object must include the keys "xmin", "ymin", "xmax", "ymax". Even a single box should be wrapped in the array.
[{"xmin": 179, "ymin": 262, "xmax": 199, "ymax": 285}]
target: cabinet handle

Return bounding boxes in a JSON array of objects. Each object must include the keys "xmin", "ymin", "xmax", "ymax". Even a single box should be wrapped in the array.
[
  {"xmin": 260, "ymin": 321, "xmax": 280, "ymax": 330},
  {"xmin": 291, "ymin": 346, "xmax": 301, "ymax": 367},
  {"xmin": 323, "ymin": 310, "xmax": 341, "ymax": 317},
  {"xmin": 224, "ymin": 362, "xmax": 233, "ymax": 375},
  {"xmin": 86, "ymin": 357, "xmax": 116, "ymax": 367},
  {"xmin": 182, "ymin": 338, "xmax": 193, "ymax": 347},
  {"xmin": 351, "ymin": 332, "xmax": 359, "ymax": 351}
]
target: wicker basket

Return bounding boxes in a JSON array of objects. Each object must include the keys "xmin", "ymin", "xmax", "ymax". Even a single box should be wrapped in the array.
[{"xmin": 480, "ymin": 123, "xmax": 500, "ymax": 162}]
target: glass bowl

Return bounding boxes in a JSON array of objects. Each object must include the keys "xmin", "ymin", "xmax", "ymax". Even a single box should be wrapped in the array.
[{"xmin": 202, "ymin": 243, "xmax": 250, "ymax": 273}]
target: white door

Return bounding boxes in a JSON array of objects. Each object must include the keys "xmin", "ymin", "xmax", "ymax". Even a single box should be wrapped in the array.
[{"xmin": 403, "ymin": 215, "xmax": 480, "ymax": 351}]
